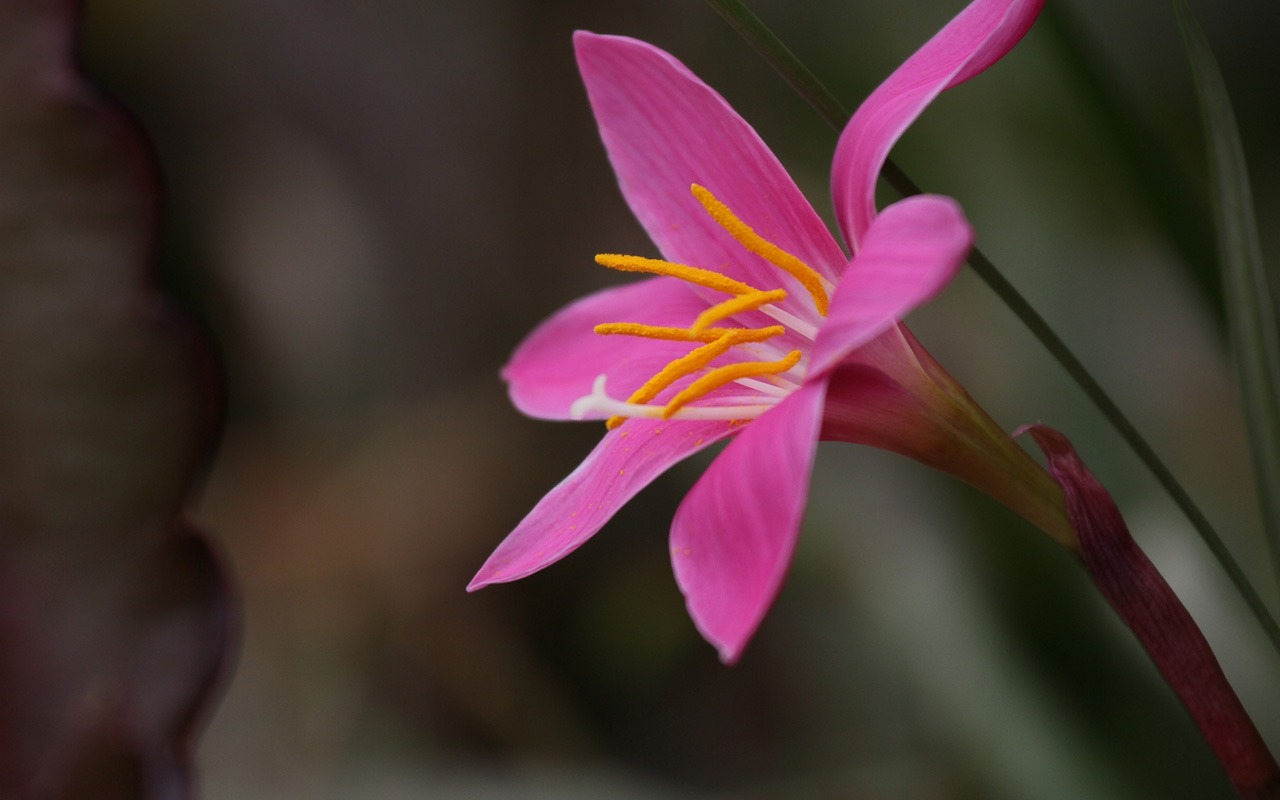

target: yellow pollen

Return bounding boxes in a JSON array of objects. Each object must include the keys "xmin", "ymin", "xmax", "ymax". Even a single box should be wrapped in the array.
[
  {"xmin": 663, "ymin": 350, "xmax": 804, "ymax": 418},
  {"xmin": 590, "ymin": 185, "xmax": 826, "ymax": 428},
  {"xmin": 624, "ymin": 331, "xmax": 744, "ymax": 406},
  {"xmin": 594, "ymin": 322, "xmax": 784, "ymax": 344},
  {"xmin": 691, "ymin": 289, "xmax": 788, "ymax": 333},
  {"xmin": 602, "ymin": 327, "xmax": 779, "ymax": 430},
  {"xmin": 595, "ymin": 254, "xmax": 761, "ymax": 297},
  {"xmin": 690, "ymin": 184, "xmax": 829, "ymax": 316}
]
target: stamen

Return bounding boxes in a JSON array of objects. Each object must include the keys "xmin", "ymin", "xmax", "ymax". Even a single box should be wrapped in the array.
[
  {"xmin": 572, "ymin": 375, "xmax": 780, "ymax": 425},
  {"xmin": 757, "ymin": 304, "xmax": 819, "ymax": 341},
  {"xmin": 602, "ymin": 327, "xmax": 787, "ymax": 429},
  {"xmin": 584, "ymin": 186, "xmax": 833, "ymax": 429},
  {"xmin": 594, "ymin": 322, "xmax": 784, "ymax": 344},
  {"xmin": 595, "ymin": 254, "xmax": 761, "ymax": 297},
  {"xmin": 663, "ymin": 350, "xmax": 804, "ymax": 418},
  {"xmin": 690, "ymin": 184, "xmax": 830, "ymax": 316},
  {"xmin": 734, "ymin": 376, "xmax": 796, "ymax": 398},
  {"xmin": 691, "ymin": 289, "xmax": 787, "ymax": 333},
  {"xmin": 621, "ymin": 332, "xmax": 742, "ymax": 409}
]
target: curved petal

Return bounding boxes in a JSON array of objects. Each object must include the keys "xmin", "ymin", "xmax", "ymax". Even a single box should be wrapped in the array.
[
  {"xmin": 469, "ymin": 417, "xmax": 739, "ymax": 590},
  {"xmin": 503, "ymin": 277, "xmax": 713, "ymax": 419},
  {"xmin": 809, "ymin": 194, "xmax": 972, "ymax": 377},
  {"xmin": 575, "ymin": 30, "xmax": 848, "ymax": 307},
  {"xmin": 670, "ymin": 377, "xmax": 827, "ymax": 663},
  {"xmin": 831, "ymin": 0, "xmax": 1043, "ymax": 247}
]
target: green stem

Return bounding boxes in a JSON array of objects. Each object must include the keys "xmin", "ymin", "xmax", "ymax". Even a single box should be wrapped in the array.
[{"xmin": 704, "ymin": 0, "xmax": 1280, "ymax": 658}]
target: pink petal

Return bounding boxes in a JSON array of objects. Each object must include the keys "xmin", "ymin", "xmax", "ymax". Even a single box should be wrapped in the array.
[
  {"xmin": 469, "ymin": 417, "xmax": 738, "ymax": 590},
  {"xmin": 831, "ymin": 0, "xmax": 1043, "ymax": 247},
  {"xmin": 575, "ymin": 30, "xmax": 848, "ymax": 304},
  {"xmin": 669, "ymin": 378, "xmax": 827, "ymax": 663},
  {"xmin": 503, "ymin": 277, "xmax": 713, "ymax": 420},
  {"xmin": 809, "ymin": 195, "xmax": 972, "ymax": 377}
]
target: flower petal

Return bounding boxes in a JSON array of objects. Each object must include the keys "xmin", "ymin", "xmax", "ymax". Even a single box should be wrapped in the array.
[
  {"xmin": 503, "ymin": 277, "xmax": 713, "ymax": 420},
  {"xmin": 669, "ymin": 378, "xmax": 827, "ymax": 663},
  {"xmin": 831, "ymin": 0, "xmax": 1043, "ymax": 247},
  {"xmin": 468, "ymin": 417, "xmax": 738, "ymax": 590},
  {"xmin": 575, "ymin": 30, "xmax": 848, "ymax": 301},
  {"xmin": 809, "ymin": 195, "xmax": 972, "ymax": 377}
]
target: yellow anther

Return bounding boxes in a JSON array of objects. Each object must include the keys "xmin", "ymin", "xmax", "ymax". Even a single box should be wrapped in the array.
[
  {"xmin": 623, "ymin": 332, "xmax": 741, "ymax": 408},
  {"xmin": 590, "ymin": 186, "xmax": 828, "ymax": 428},
  {"xmin": 595, "ymin": 254, "xmax": 761, "ymax": 297},
  {"xmin": 691, "ymin": 289, "xmax": 787, "ymax": 333},
  {"xmin": 663, "ymin": 350, "xmax": 804, "ymax": 418},
  {"xmin": 690, "ymin": 184, "xmax": 830, "ymax": 316},
  {"xmin": 594, "ymin": 322, "xmax": 785, "ymax": 344},
  {"xmin": 598, "ymin": 325, "xmax": 786, "ymax": 429}
]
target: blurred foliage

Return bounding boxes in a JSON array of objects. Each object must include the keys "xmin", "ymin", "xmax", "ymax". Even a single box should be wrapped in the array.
[
  {"xmin": 68, "ymin": 0, "xmax": 1280, "ymax": 797},
  {"xmin": 0, "ymin": 3, "xmax": 229, "ymax": 796},
  {"xmin": 1174, "ymin": 0, "xmax": 1280, "ymax": 575}
]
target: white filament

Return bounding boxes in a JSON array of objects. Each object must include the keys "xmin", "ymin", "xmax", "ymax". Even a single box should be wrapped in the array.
[{"xmin": 570, "ymin": 375, "xmax": 782, "ymax": 422}]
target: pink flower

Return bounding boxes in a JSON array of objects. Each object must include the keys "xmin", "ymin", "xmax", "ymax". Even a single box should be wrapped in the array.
[{"xmin": 471, "ymin": 0, "xmax": 1069, "ymax": 662}]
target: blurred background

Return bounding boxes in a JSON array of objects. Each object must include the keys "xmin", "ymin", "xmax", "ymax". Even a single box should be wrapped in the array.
[{"xmin": 79, "ymin": 0, "xmax": 1279, "ymax": 797}]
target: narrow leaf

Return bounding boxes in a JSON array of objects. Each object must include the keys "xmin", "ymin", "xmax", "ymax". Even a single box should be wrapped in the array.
[{"xmin": 1174, "ymin": 0, "xmax": 1280, "ymax": 568}]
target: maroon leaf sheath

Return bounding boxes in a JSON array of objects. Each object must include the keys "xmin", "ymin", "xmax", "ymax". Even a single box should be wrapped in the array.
[{"xmin": 1023, "ymin": 424, "xmax": 1279, "ymax": 798}]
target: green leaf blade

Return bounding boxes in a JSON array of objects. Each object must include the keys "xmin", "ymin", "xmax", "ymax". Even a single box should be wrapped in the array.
[{"xmin": 1174, "ymin": 0, "xmax": 1280, "ymax": 570}]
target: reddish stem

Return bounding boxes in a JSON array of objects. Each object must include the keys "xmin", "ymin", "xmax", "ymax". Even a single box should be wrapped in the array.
[{"xmin": 1023, "ymin": 424, "xmax": 1279, "ymax": 798}]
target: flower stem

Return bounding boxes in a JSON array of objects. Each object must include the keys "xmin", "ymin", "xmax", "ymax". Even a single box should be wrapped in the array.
[
  {"xmin": 1025, "ymin": 425, "xmax": 1280, "ymax": 798},
  {"xmin": 703, "ymin": 0, "xmax": 1280, "ymax": 659},
  {"xmin": 888, "ymin": 161, "xmax": 1280, "ymax": 662}
]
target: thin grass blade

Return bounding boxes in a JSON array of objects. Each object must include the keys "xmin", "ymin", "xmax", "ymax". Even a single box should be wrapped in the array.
[{"xmin": 1174, "ymin": 0, "xmax": 1280, "ymax": 575}]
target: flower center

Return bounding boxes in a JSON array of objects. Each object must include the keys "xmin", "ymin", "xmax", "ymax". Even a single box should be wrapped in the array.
[{"xmin": 570, "ymin": 184, "xmax": 831, "ymax": 428}]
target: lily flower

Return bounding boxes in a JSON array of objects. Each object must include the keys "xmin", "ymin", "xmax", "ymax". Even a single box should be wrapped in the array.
[{"xmin": 470, "ymin": 0, "xmax": 1073, "ymax": 662}]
